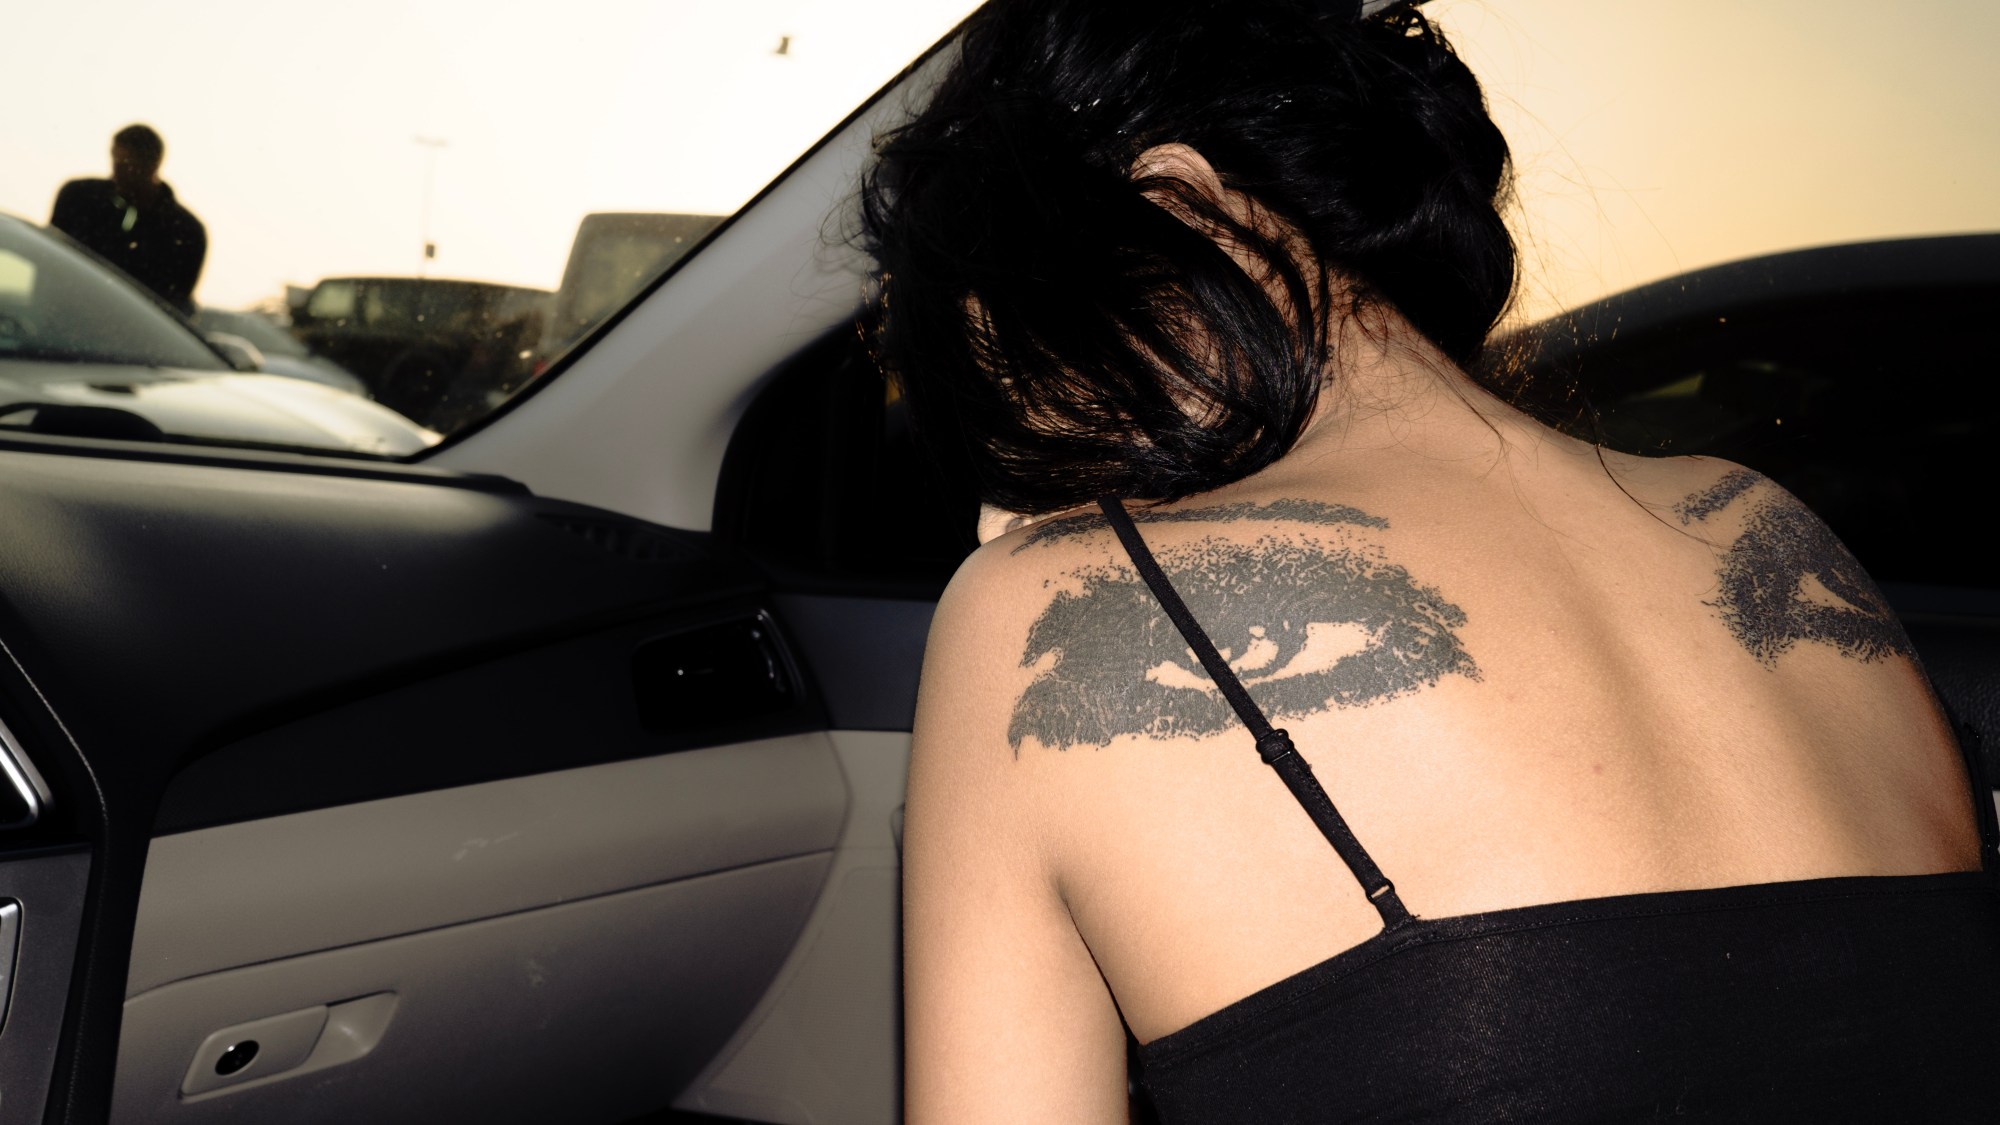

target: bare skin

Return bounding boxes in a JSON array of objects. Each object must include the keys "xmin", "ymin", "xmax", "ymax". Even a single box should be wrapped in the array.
[{"xmin": 902, "ymin": 155, "xmax": 1980, "ymax": 1125}]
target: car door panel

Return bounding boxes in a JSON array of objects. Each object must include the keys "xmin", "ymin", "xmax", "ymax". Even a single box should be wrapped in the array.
[
  {"xmin": 675, "ymin": 730, "xmax": 910, "ymax": 1125},
  {"xmin": 0, "ymin": 451, "xmax": 770, "ymax": 806},
  {"xmin": 154, "ymin": 609, "xmax": 816, "ymax": 833},
  {"xmin": 114, "ymin": 852, "xmax": 831, "ymax": 1123},
  {"xmin": 0, "ymin": 442, "xmax": 879, "ymax": 1122},
  {"xmin": 129, "ymin": 733, "xmax": 845, "ymax": 998},
  {"xmin": 772, "ymin": 595, "xmax": 936, "ymax": 732}
]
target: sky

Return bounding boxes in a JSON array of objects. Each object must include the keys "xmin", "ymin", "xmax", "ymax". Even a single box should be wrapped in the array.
[
  {"xmin": 1, "ymin": 0, "xmax": 983, "ymax": 307},
  {"xmin": 1427, "ymin": 0, "xmax": 2000, "ymax": 323},
  {"xmin": 3, "ymin": 0, "xmax": 1996, "ymax": 321}
]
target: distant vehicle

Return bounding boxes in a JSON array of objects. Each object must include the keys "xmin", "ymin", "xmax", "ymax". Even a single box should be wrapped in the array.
[
  {"xmin": 0, "ymin": 213, "xmax": 438, "ymax": 456},
  {"xmin": 538, "ymin": 212, "xmax": 724, "ymax": 368},
  {"xmin": 190, "ymin": 306, "xmax": 368, "ymax": 397},
  {"xmin": 291, "ymin": 276, "xmax": 551, "ymax": 431}
]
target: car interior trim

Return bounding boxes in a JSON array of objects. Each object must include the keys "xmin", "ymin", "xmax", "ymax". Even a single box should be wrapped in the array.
[
  {"xmin": 676, "ymin": 730, "xmax": 910, "ymax": 1125},
  {"xmin": 154, "ymin": 604, "xmax": 824, "ymax": 833},
  {"xmin": 0, "ymin": 429, "xmax": 529, "ymax": 494},
  {"xmin": 771, "ymin": 594, "xmax": 936, "ymax": 732},
  {"xmin": 426, "ymin": 51, "xmax": 957, "ymax": 533},
  {"xmin": 115, "ymin": 853, "xmax": 829, "ymax": 1124},
  {"xmin": 0, "ymin": 900, "xmax": 21, "ymax": 1032},
  {"xmin": 0, "ymin": 849, "xmax": 91, "ymax": 1125},
  {"xmin": 0, "ymin": 713, "xmax": 50, "ymax": 829},
  {"xmin": 130, "ymin": 732, "xmax": 847, "ymax": 997}
]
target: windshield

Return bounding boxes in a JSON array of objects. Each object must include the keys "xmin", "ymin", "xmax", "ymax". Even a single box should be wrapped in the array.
[
  {"xmin": 3, "ymin": 2, "xmax": 1991, "ymax": 456},
  {"xmin": 0, "ymin": 0, "xmax": 985, "ymax": 452},
  {"xmin": 0, "ymin": 216, "xmax": 225, "ymax": 370}
]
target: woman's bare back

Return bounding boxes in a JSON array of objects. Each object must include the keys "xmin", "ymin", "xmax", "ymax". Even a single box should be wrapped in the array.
[{"xmin": 939, "ymin": 414, "xmax": 1980, "ymax": 1044}]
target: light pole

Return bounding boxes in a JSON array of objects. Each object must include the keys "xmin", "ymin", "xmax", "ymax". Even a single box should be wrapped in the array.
[{"xmin": 413, "ymin": 135, "xmax": 448, "ymax": 276}]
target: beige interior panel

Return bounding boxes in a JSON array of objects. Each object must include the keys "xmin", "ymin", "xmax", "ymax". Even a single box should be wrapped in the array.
[
  {"xmin": 114, "ymin": 853, "xmax": 831, "ymax": 1124},
  {"xmin": 131, "ymin": 733, "xmax": 846, "ymax": 996},
  {"xmin": 679, "ymin": 730, "xmax": 909, "ymax": 1124}
]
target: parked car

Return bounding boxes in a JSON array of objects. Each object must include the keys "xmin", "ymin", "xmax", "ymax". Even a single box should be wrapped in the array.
[
  {"xmin": 536, "ymin": 212, "xmax": 726, "ymax": 371},
  {"xmin": 291, "ymin": 276, "xmax": 551, "ymax": 433},
  {"xmin": 189, "ymin": 306, "xmax": 369, "ymax": 397},
  {"xmin": 0, "ymin": 12, "xmax": 1991, "ymax": 1125},
  {"xmin": 0, "ymin": 214, "xmax": 439, "ymax": 457}
]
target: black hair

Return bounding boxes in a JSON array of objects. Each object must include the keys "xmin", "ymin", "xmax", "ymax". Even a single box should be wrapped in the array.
[
  {"xmin": 113, "ymin": 123, "xmax": 165, "ymax": 166},
  {"xmin": 860, "ymin": 0, "xmax": 1515, "ymax": 514}
]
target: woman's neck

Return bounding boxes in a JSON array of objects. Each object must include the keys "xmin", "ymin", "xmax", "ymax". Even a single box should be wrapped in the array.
[{"xmin": 1283, "ymin": 308, "xmax": 1547, "ymax": 477}]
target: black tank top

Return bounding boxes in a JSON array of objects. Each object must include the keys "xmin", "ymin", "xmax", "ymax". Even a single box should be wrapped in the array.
[{"xmin": 1096, "ymin": 498, "xmax": 2000, "ymax": 1123}]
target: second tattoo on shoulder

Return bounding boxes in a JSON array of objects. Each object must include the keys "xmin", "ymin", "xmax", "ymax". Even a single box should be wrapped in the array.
[{"xmin": 1675, "ymin": 469, "xmax": 1913, "ymax": 666}]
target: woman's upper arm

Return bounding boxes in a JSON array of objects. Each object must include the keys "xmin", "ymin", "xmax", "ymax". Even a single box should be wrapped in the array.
[{"xmin": 902, "ymin": 554, "xmax": 1130, "ymax": 1125}]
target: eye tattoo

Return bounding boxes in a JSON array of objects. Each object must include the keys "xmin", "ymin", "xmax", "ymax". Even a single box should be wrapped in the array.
[
  {"xmin": 1007, "ymin": 518, "xmax": 1478, "ymax": 753},
  {"xmin": 1672, "ymin": 468, "xmax": 1762, "ymax": 526},
  {"xmin": 1676, "ymin": 470, "xmax": 1913, "ymax": 666}
]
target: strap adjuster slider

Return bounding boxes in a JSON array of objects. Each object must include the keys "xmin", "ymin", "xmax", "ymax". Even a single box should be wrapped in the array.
[{"xmin": 1256, "ymin": 729, "xmax": 1295, "ymax": 764}]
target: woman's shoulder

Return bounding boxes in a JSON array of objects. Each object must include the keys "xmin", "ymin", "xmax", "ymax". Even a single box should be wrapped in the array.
[
  {"xmin": 918, "ymin": 515, "xmax": 1105, "ymax": 730},
  {"xmin": 1587, "ymin": 450, "xmax": 1762, "ymax": 512},
  {"xmin": 923, "ymin": 508, "xmax": 1130, "ymax": 716},
  {"xmin": 934, "ymin": 509, "xmax": 1115, "ymax": 632},
  {"xmin": 1593, "ymin": 452, "xmax": 1917, "ymax": 668},
  {"xmin": 1603, "ymin": 452, "xmax": 1857, "ymax": 562},
  {"xmin": 1592, "ymin": 450, "xmax": 1835, "ymax": 523}
]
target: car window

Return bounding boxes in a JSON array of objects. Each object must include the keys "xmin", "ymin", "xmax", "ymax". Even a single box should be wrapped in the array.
[
  {"xmin": 0, "ymin": 0, "xmax": 982, "ymax": 455},
  {"xmin": 1507, "ymin": 247, "xmax": 1998, "ymax": 590},
  {"xmin": 719, "ymin": 330, "xmax": 976, "ymax": 589}
]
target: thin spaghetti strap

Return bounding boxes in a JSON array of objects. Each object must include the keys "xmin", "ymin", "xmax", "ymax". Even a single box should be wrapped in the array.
[{"xmin": 1097, "ymin": 497, "xmax": 1412, "ymax": 929}]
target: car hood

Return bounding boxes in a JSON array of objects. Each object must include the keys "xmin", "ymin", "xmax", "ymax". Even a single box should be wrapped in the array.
[
  {"xmin": 0, "ymin": 360, "xmax": 440, "ymax": 456},
  {"xmin": 252, "ymin": 353, "xmax": 371, "ymax": 397}
]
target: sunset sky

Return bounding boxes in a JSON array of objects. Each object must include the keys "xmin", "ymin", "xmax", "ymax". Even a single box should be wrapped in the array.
[{"xmin": 4, "ymin": 0, "xmax": 1995, "ymax": 322}]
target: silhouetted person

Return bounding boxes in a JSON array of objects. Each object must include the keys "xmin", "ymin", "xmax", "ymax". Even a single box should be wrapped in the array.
[{"xmin": 50, "ymin": 124, "xmax": 207, "ymax": 314}]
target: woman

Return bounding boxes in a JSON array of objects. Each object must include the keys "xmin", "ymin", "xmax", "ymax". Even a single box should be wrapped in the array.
[{"xmin": 864, "ymin": 1, "xmax": 2000, "ymax": 1120}]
